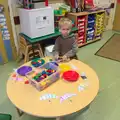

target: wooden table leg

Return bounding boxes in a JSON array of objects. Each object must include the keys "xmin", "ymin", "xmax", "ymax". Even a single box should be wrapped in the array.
[
  {"xmin": 16, "ymin": 107, "xmax": 24, "ymax": 117},
  {"xmin": 56, "ymin": 117, "xmax": 64, "ymax": 120}
]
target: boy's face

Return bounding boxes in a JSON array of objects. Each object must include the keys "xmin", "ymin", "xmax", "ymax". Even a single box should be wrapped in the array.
[{"xmin": 60, "ymin": 25, "xmax": 71, "ymax": 37}]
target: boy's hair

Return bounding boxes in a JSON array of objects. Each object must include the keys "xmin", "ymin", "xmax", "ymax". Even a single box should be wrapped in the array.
[{"xmin": 59, "ymin": 18, "xmax": 72, "ymax": 29}]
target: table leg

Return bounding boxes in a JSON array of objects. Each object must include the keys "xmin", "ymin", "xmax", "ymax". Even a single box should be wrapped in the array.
[
  {"xmin": 56, "ymin": 117, "xmax": 63, "ymax": 120},
  {"xmin": 32, "ymin": 44, "xmax": 36, "ymax": 58},
  {"xmin": 16, "ymin": 107, "xmax": 24, "ymax": 117}
]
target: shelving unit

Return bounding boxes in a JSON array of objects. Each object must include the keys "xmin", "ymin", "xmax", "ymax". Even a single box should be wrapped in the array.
[{"xmin": 67, "ymin": 10, "xmax": 105, "ymax": 47}]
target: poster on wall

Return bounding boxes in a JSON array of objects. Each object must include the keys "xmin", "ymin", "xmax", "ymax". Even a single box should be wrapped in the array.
[{"xmin": 0, "ymin": 13, "xmax": 10, "ymax": 40}]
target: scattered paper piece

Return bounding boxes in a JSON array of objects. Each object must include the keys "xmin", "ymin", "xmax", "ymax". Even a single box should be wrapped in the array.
[
  {"xmin": 70, "ymin": 64, "xmax": 78, "ymax": 70},
  {"xmin": 40, "ymin": 94, "xmax": 58, "ymax": 101},
  {"xmin": 60, "ymin": 93, "xmax": 76, "ymax": 103}
]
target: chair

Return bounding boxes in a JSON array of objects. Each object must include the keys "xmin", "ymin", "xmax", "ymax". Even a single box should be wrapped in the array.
[
  {"xmin": 18, "ymin": 36, "xmax": 44, "ymax": 63},
  {"xmin": 0, "ymin": 113, "xmax": 12, "ymax": 120}
]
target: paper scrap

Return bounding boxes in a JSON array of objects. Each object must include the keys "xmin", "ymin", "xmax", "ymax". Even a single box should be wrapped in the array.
[{"xmin": 60, "ymin": 93, "xmax": 76, "ymax": 103}]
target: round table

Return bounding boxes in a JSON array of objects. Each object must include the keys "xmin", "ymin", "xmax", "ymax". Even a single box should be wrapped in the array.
[{"xmin": 7, "ymin": 59, "xmax": 99, "ymax": 120}]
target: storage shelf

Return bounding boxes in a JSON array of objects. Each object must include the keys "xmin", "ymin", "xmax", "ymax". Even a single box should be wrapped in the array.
[
  {"xmin": 78, "ymin": 38, "xmax": 101, "ymax": 47},
  {"xmin": 67, "ymin": 10, "xmax": 105, "ymax": 48}
]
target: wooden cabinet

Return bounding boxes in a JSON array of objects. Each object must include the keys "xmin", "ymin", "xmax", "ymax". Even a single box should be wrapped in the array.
[{"xmin": 68, "ymin": 10, "xmax": 105, "ymax": 47}]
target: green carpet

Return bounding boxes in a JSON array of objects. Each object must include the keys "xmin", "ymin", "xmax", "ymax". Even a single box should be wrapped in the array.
[{"xmin": 1, "ymin": 31, "xmax": 120, "ymax": 120}]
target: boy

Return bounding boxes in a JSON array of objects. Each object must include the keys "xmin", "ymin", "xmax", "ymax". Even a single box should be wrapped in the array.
[{"xmin": 52, "ymin": 17, "xmax": 78, "ymax": 60}]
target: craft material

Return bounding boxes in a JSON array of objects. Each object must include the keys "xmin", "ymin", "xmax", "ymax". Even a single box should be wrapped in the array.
[
  {"xmin": 17, "ymin": 66, "xmax": 32, "ymax": 76},
  {"xmin": 40, "ymin": 94, "xmax": 58, "ymax": 101},
  {"xmin": 78, "ymin": 85, "xmax": 85, "ymax": 91},
  {"xmin": 62, "ymin": 70, "xmax": 79, "ymax": 82},
  {"xmin": 60, "ymin": 93, "xmax": 76, "ymax": 103},
  {"xmin": 81, "ymin": 72, "xmax": 87, "ymax": 80},
  {"xmin": 70, "ymin": 63, "xmax": 78, "ymax": 70},
  {"xmin": 11, "ymin": 73, "xmax": 23, "ymax": 82},
  {"xmin": 78, "ymin": 82, "xmax": 89, "ymax": 92}
]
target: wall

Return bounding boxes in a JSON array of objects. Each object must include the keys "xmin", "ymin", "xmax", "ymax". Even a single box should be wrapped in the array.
[{"xmin": 0, "ymin": 0, "xmax": 17, "ymax": 64}]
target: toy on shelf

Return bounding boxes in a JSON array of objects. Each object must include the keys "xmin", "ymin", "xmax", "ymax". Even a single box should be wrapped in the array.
[
  {"xmin": 26, "ymin": 62, "xmax": 60, "ymax": 91},
  {"xmin": 66, "ymin": 0, "xmax": 85, "ymax": 12},
  {"xmin": 17, "ymin": 66, "xmax": 32, "ymax": 76},
  {"xmin": 31, "ymin": 58, "xmax": 45, "ymax": 68},
  {"xmin": 62, "ymin": 70, "xmax": 79, "ymax": 82},
  {"xmin": 54, "ymin": 4, "xmax": 71, "ymax": 28},
  {"xmin": 23, "ymin": 0, "xmax": 33, "ymax": 9}
]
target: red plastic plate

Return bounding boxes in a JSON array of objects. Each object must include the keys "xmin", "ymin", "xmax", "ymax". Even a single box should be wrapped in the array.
[{"xmin": 62, "ymin": 70, "xmax": 80, "ymax": 82}]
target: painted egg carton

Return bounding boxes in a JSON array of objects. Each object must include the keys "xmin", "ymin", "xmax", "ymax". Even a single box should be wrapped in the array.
[{"xmin": 26, "ymin": 62, "xmax": 60, "ymax": 91}]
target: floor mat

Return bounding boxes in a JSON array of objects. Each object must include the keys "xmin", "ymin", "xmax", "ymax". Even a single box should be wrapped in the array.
[{"xmin": 95, "ymin": 34, "xmax": 120, "ymax": 62}]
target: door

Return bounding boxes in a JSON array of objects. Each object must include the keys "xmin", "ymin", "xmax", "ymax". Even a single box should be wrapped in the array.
[{"xmin": 113, "ymin": 1, "xmax": 120, "ymax": 31}]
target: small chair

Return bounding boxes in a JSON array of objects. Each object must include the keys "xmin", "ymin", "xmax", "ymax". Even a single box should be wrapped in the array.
[
  {"xmin": 0, "ymin": 113, "xmax": 12, "ymax": 120},
  {"xmin": 18, "ymin": 36, "xmax": 44, "ymax": 63}
]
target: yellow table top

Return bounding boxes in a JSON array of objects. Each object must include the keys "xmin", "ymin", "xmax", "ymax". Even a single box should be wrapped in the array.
[{"xmin": 7, "ymin": 59, "xmax": 99, "ymax": 118}]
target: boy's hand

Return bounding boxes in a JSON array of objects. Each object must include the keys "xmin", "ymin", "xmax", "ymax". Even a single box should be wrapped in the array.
[
  {"xmin": 62, "ymin": 55, "xmax": 68, "ymax": 61},
  {"xmin": 54, "ymin": 54, "xmax": 59, "ymax": 60}
]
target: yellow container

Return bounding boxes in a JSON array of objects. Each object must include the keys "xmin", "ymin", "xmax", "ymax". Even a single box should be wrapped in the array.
[{"xmin": 59, "ymin": 63, "xmax": 71, "ymax": 73}]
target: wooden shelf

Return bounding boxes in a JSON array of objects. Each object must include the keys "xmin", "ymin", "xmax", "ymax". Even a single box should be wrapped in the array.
[
  {"xmin": 88, "ymin": 10, "xmax": 105, "ymax": 15},
  {"xmin": 78, "ymin": 38, "xmax": 101, "ymax": 47},
  {"xmin": 68, "ymin": 12, "xmax": 88, "ymax": 16},
  {"xmin": 68, "ymin": 10, "xmax": 105, "ymax": 16}
]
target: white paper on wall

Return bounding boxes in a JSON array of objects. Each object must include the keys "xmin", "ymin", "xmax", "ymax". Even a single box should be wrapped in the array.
[{"xmin": 36, "ymin": 15, "xmax": 50, "ymax": 29}]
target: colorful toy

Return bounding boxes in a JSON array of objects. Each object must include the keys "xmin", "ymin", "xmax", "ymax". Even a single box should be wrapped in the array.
[
  {"xmin": 60, "ymin": 93, "xmax": 76, "ymax": 103},
  {"xmin": 62, "ymin": 70, "xmax": 79, "ymax": 82},
  {"xmin": 17, "ymin": 66, "xmax": 32, "ymax": 76},
  {"xmin": 26, "ymin": 62, "xmax": 60, "ymax": 91},
  {"xmin": 40, "ymin": 94, "xmax": 58, "ymax": 101},
  {"xmin": 31, "ymin": 58, "xmax": 45, "ymax": 68},
  {"xmin": 25, "ymin": 80, "xmax": 29, "ymax": 84}
]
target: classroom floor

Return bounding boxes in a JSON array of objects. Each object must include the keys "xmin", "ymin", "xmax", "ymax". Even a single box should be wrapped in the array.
[{"xmin": 0, "ymin": 30, "xmax": 120, "ymax": 120}]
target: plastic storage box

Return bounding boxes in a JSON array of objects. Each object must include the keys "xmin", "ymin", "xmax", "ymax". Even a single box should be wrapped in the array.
[
  {"xmin": 19, "ymin": 7, "xmax": 54, "ymax": 38},
  {"xmin": 26, "ymin": 62, "xmax": 60, "ymax": 91}
]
